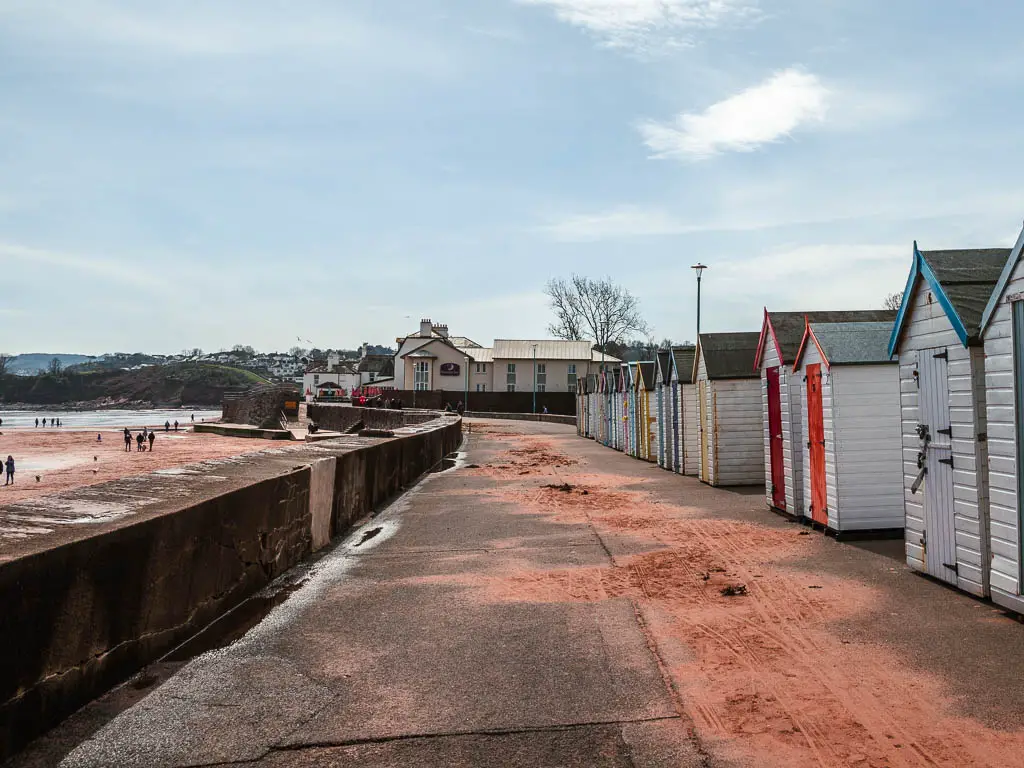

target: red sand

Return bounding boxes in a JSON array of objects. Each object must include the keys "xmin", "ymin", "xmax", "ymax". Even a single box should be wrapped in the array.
[
  {"xmin": 0, "ymin": 429, "xmax": 274, "ymax": 504},
  {"xmin": 452, "ymin": 430, "xmax": 1024, "ymax": 768}
]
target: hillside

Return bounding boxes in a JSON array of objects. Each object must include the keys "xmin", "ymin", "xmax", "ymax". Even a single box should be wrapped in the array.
[
  {"xmin": 0, "ymin": 363, "xmax": 276, "ymax": 407},
  {"xmin": 6, "ymin": 354, "xmax": 96, "ymax": 375}
]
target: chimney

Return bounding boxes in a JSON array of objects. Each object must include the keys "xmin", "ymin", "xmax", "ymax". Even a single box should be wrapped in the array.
[
  {"xmin": 420, "ymin": 318, "xmax": 432, "ymax": 337},
  {"xmin": 435, "ymin": 323, "xmax": 449, "ymax": 339}
]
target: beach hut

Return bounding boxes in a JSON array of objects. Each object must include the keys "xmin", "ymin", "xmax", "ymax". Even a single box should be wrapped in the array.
[
  {"xmin": 694, "ymin": 333, "xmax": 764, "ymax": 486},
  {"xmin": 624, "ymin": 363, "xmax": 638, "ymax": 457},
  {"xmin": 668, "ymin": 346, "xmax": 698, "ymax": 475},
  {"xmin": 978, "ymin": 225, "xmax": 1024, "ymax": 612},
  {"xmin": 576, "ymin": 377, "xmax": 586, "ymax": 437},
  {"xmin": 636, "ymin": 361, "xmax": 657, "ymax": 461},
  {"xmin": 613, "ymin": 367, "xmax": 626, "ymax": 452},
  {"xmin": 586, "ymin": 373, "xmax": 598, "ymax": 439},
  {"xmin": 792, "ymin": 321, "xmax": 904, "ymax": 534},
  {"xmin": 655, "ymin": 350, "xmax": 672, "ymax": 469},
  {"xmin": 889, "ymin": 243, "xmax": 1008, "ymax": 597},
  {"xmin": 755, "ymin": 309, "xmax": 896, "ymax": 518}
]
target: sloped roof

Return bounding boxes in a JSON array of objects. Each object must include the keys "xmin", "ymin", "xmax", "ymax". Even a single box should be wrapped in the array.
[
  {"xmin": 890, "ymin": 244, "xmax": 1009, "ymax": 354},
  {"xmin": 637, "ymin": 361, "xmax": 656, "ymax": 390},
  {"xmin": 457, "ymin": 346, "xmax": 494, "ymax": 363},
  {"xmin": 493, "ymin": 340, "xmax": 594, "ymax": 360},
  {"xmin": 670, "ymin": 346, "xmax": 696, "ymax": 384},
  {"xmin": 448, "ymin": 336, "xmax": 480, "ymax": 348},
  {"xmin": 920, "ymin": 249, "xmax": 1008, "ymax": 338},
  {"xmin": 698, "ymin": 332, "xmax": 761, "ymax": 380},
  {"xmin": 591, "ymin": 349, "xmax": 622, "ymax": 363},
  {"xmin": 759, "ymin": 309, "xmax": 896, "ymax": 367},
  {"xmin": 655, "ymin": 349, "xmax": 671, "ymax": 383},
  {"xmin": 797, "ymin": 322, "xmax": 895, "ymax": 368}
]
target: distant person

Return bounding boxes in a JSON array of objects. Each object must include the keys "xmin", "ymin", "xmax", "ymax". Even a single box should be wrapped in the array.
[
  {"xmin": 148, "ymin": 431, "xmax": 155, "ymax": 451},
  {"xmin": 543, "ymin": 406, "xmax": 549, "ymax": 414},
  {"xmin": 165, "ymin": 421, "xmax": 170, "ymax": 432},
  {"xmin": 97, "ymin": 433, "xmax": 102, "ymax": 442},
  {"xmin": 136, "ymin": 433, "xmax": 144, "ymax": 452},
  {"xmin": 35, "ymin": 418, "xmax": 38, "ymax": 428},
  {"xmin": 174, "ymin": 420, "xmax": 179, "ymax": 432},
  {"xmin": 41, "ymin": 418, "xmax": 46, "ymax": 428},
  {"xmin": 124, "ymin": 429, "xmax": 133, "ymax": 452},
  {"xmin": 191, "ymin": 414, "xmax": 195, "ymax": 423},
  {"xmin": 456, "ymin": 401, "xmax": 464, "ymax": 416},
  {"xmin": 444, "ymin": 402, "xmax": 452, "ymax": 412},
  {"xmin": 5, "ymin": 455, "xmax": 13, "ymax": 485}
]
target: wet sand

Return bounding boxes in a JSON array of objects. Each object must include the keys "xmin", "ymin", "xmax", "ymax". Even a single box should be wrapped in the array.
[{"xmin": 0, "ymin": 429, "xmax": 274, "ymax": 504}]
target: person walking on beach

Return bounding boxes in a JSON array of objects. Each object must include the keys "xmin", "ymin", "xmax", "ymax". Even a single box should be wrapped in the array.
[
  {"xmin": 124, "ymin": 429, "xmax": 132, "ymax": 452},
  {"xmin": 35, "ymin": 418, "xmax": 38, "ymax": 428},
  {"xmin": 41, "ymin": 418, "xmax": 46, "ymax": 428},
  {"xmin": 191, "ymin": 414, "xmax": 195, "ymax": 423},
  {"xmin": 147, "ymin": 431, "xmax": 155, "ymax": 451},
  {"xmin": 174, "ymin": 420, "xmax": 179, "ymax": 432},
  {"xmin": 165, "ymin": 421, "xmax": 170, "ymax": 432},
  {"xmin": 136, "ymin": 433, "xmax": 144, "ymax": 452},
  {"xmin": 5, "ymin": 456, "xmax": 14, "ymax": 485}
]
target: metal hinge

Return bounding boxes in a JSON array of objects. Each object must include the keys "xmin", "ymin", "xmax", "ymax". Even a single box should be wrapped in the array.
[
  {"xmin": 934, "ymin": 350, "xmax": 948, "ymax": 360},
  {"xmin": 936, "ymin": 427, "xmax": 951, "ymax": 437},
  {"xmin": 943, "ymin": 562, "xmax": 959, "ymax": 573},
  {"xmin": 939, "ymin": 457, "xmax": 954, "ymax": 468}
]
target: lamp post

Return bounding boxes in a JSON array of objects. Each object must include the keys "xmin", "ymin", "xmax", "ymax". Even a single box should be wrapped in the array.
[
  {"xmin": 532, "ymin": 344, "xmax": 538, "ymax": 414},
  {"xmin": 464, "ymin": 356, "xmax": 469, "ymax": 415},
  {"xmin": 691, "ymin": 263, "xmax": 708, "ymax": 341}
]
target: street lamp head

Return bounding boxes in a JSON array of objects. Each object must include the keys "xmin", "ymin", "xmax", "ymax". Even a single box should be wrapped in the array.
[{"xmin": 691, "ymin": 263, "xmax": 708, "ymax": 278}]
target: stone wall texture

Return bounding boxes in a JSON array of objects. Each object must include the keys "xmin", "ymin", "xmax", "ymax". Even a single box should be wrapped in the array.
[{"xmin": 0, "ymin": 415, "xmax": 461, "ymax": 759}]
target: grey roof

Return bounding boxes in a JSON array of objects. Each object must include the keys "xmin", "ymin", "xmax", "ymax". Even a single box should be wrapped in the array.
[
  {"xmin": 493, "ymin": 339, "xmax": 594, "ymax": 360},
  {"xmin": 655, "ymin": 349, "xmax": 671, "ymax": 384},
  {"xmin": 806, "ymin": 322, "xmax": 896, "ymax": 366},
  {"xmin": 920, "ymin": 249, "xmax": 1010, "ymax": 338},
  {"xmin": 457, "ymin": 346, "xmax": 494, "ymax": 363},
  {"xmin": 670, "ymin": 346, "xmax": 696, "ymax": 384},
  {"xmin": 637, "ymin": 361, "xmax": 656, "ymax": 390},
  {"xmin": 764, "ymin": 310, "xmax": 896, "ymax": 365},
  {"xmin": 698, "ymin": 332, "xmax": 761, "ymax": 380},
  {"xmin": 358, "ymin": 355, "xmax": 394, "ymax": 376}
]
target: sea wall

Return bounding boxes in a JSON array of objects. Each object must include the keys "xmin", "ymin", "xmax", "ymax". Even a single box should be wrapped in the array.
[
  {"xmin": 383, "ymin": 390, "xmax": 577, "ymax": 415},
  {"xmin": 222, "ymin": 386, "xmax": 299, "ymax": 428},
  {"xmin": 0, "ymin": 415, "xmax": 461, "ymax": 759},
  {"xmin": 306, "ymin": 403, "xmax": 437, "ymax": 434},
  {"xmin": 464, "ymin": 411, "xmax": 576, "ymax": 425}
]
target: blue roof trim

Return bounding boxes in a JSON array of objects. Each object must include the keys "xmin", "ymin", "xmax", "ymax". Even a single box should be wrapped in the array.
[
  {"xmin": 980, "ymin": 222, "xmax": 1024, "ymax": 336},
  {"xmin": 888, "ymin": 241, "xmax": 971, "ymax": 356},
  {"xmin": 887, "ymin": 244, "xmax": 921, "ymax": 357}
]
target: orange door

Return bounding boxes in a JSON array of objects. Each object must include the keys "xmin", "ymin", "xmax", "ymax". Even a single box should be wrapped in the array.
[{"xmin": 806, "ymin": 364, "xmax": 827, "ymax": 525}]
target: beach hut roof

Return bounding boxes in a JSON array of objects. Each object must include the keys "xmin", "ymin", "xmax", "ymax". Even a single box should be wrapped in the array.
[
  {"xmin": 637, "ymin": 361, "xmax": 656, "ymax": 391},
  {"xmin": 655, "ymin": 349, "xmax": 672, "ymax": 384},
  {"xmin": 756, "ymin": 309, "xmax": 896, "ymax": 368},
  {"xmin": 889, "ymin": 243, "xmax": 1009, "ymax": 354},
  {"xmin": 794, "ymin": 321, "xmax": 896, "ymax": 369},
  {"xmin": 670, "ymin": 346, "xmax": 696, "ymax": 384},
  {"xmin": 696, "ymin": 332, "xmax": 761, "ymax": 380}
]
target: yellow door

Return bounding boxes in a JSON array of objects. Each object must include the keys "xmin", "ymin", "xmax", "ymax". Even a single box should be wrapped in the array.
[{"xmin": 698, "ymin": 380, "xmax": 709, "ymax": 481}]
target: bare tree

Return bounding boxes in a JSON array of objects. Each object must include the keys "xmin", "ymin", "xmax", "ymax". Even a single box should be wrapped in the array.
[
  {"xmin": 544, "ymin": 275, "xmax": 649, "ymax": 352},
  {"xmin": 883, "ymin": 291, "xmax": 903, "ymax": 311},
  {"xmin": 48, "ymin": 357, "xmax": 63, "ymax": 376},
  {"xmin": 0, "ymin": 353, "xmax": 10, "ymax": 376}
]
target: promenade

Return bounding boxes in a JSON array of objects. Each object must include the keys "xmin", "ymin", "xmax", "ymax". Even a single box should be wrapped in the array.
[{"xmin": 17, "ymin": 420, "xmax": 1024, "ymax": 767}]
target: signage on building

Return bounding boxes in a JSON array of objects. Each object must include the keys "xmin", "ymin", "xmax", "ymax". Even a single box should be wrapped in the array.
[{"xmin": 439, "ymin": 363, "xmax": 461, "ymax": 376}]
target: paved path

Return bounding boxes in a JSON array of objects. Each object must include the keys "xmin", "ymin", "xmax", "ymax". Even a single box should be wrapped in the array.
[{"xmin": 21, "ymin": 420, "xmax": 1024, "ymax": 767}]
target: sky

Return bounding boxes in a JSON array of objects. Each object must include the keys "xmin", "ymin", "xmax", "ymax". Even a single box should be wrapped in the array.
[{"xmin": 2, "ymin": 0, "xmax": 1024, "ymax": 355}]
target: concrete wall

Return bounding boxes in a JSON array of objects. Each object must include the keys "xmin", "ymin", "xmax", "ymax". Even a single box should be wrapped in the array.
[
  {"xmin": 223, "ymin": 386, "xmax": 300, "ymax": 428},
  {"xmin": 464, "ymin": 411, "xmax": 576, "ymax": 425},
  {"xmin": 386, "ymin": 390, "xmax": 577, "ymax": 415},
  {"xmin": 306, "ymin": 404, "xmax": 438, "ymax": 433},
  {"xmin": 0, "ymin": 416, "xmax": 461, "ymax": 760}
]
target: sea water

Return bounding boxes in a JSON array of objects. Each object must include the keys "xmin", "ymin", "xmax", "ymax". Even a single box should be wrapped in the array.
[{"xmin": 0, "ymin": 408, "xmax": 221, "ymax": 430}]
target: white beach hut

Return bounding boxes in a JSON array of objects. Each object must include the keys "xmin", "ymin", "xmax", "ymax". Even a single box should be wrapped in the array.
[
  {"xmin": 889, "ymin": 243, "xmax": 1008, "ymax": 597},
  {"xmin": 669, "ymin": 346, "xmax": 697, "ymax": 475},
  {"xmin": 792, "ymin": 321, "xmax": 904, "ymax": 535},
  {"xmin": 655, "ymin": 350, "xmax": 672, "ymax": 470},
  {"xmin": 755, "ymin": 309, "xmax": 896, "ymax": 519},
  {"xmin": 694, "ymin": 333, "xmax": 764, "ymax": 487},
  {"xmin": 978, "ymin": 224, "xmax": 1024, "ymax": 612}
]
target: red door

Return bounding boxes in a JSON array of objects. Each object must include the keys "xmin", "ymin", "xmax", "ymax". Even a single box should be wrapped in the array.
[
  {"xmin": 766, "ymin": 367, "xmax": 786, "ymax": 510},
  {"xmin": 806, "ymin": 364, "xmax": 827, "ymax": 525}
]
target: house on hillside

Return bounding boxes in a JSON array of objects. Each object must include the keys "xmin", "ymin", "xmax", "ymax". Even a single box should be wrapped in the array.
[
  {"xmin": 889, "ymin": 243, "xmax": 1008, "ymax": 597},
  {"xmin": 694, "ymin": 332, "xmax": 763, "ymax": 487},
  {"xmin": 755, "ymin": 309, "xmax": 896, "ymax": 519}
]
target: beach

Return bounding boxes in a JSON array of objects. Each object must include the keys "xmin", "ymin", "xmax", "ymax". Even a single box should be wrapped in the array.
[{"xmin": 0, "ymin": 429, "xmax": 272, "ymax": 504}]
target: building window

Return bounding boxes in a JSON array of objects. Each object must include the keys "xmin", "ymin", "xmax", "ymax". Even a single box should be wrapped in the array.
[
  {"xmin": 506, "ymin": 363, "xmax": 516, "ymax": 390},
  {"xmin": 567, "ymin": 364, "xmax": 577, "ymax": 391},
  {"xmin": 313, "ymin": 374, "xmax": 319, "ymax": 386},
  {"xmin": 536, "ymin": 363, "xmax": 546, "ymax": 392},
  {"xmin": 369, "ymin": 372, "xmax": 376, "ymax": 382},
  {"xmin": 476, "ymin": 383, "xmax": 486, "ymax": 392},
  {"xmin": 476, "ymin": 363, "xmax": 486, "ymax": 374},
  {"xmin": 414, "ymin": 361, "xmax": 429, "ymax": 391}
]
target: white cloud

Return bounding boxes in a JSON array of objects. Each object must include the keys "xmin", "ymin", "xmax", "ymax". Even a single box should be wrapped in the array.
[
  {"xmin": 517, "ymin": 0, "xmax": 758, "ymax": 52},
  {"xmin": 638, "ymin": 69, "xmax": 829, "ymax": 160}
]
